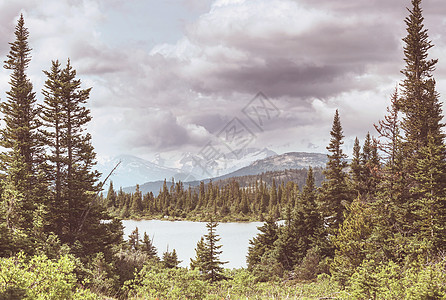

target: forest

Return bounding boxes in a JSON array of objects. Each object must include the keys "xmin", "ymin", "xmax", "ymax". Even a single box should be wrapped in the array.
[
  {"xmin": 1, "ymin": 0, "xmax": 446, "ymax": 299},
  {"xmin": 102, "ymin": 167, "xmax": 325, "ymax": 222}
]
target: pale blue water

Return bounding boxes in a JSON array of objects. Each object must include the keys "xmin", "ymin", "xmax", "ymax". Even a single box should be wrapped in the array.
[{"xmin": 122, "ymin": 219, "xmax": 263, "ymax": 269}]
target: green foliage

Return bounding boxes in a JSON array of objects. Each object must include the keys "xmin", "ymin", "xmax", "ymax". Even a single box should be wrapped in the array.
[
  {"xmin": 0, "ymin": 253, "xmax": 98, "ymax": 299},
  {"xmin": 125, "ymin": 264, "xmax": 207, "ymax": 300},
  {"xmin": 246, "ymin": 215, "xmax": 278, "ymax": 270},
  {"xmin": 293, "ymin": 247, "xmax": 326, "ymax": 281},
  {"xmin": 141, "ymin": 232, "xmax": 158, "ymax": 259},
  {"xmin": 318, "ymin": 110, "xmax": 352, "ymax": 236},
  {"xmin": 105, "ymin": 168, "xmax": 323, "ymax": 222},
  {"xmin": 190, "ymin": 219, "xmax": 227, "ymax": 282},
  {"xmin": 331, "ymin": 197, "xmax": 373, "ymax": 285},
  {"xmin": 251, "ymin": 250, "xmax": 284, "ymax": 282},
  {"xmin": 0, "ymin": 14, "xmax": 47, "ymax": 243},
  {"xmin": 410, "ymin": 136, "xmax": 446, "ymax": 254},
  {"xmin": 162, "ymin": 248, "xmax": 181, "ymax": 269},
  {"xmin": 344, "ymin": 258, "xmax": 446, "ymax": 299},
  {"xmin": 85, "ymin": 252, "xmax": 119, "ymax": 297}
]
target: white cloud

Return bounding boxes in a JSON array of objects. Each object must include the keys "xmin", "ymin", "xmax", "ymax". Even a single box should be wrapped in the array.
[{"xmin": 0, "ymin": 0, "xmax": 445, "ymax": 162}]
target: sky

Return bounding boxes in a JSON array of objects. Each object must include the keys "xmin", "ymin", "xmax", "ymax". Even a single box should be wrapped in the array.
[{"xmin": 1, "ymin": 0, "xmax": 446, "ymax": 166}]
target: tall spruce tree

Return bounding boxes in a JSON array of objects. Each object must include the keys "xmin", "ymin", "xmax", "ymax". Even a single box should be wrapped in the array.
[
  {"xmin": 40, "ymin": 60, "xmax": 64, "ymax": 236},
  {"xmin": 0, "ymin": 14, "xmax": 46, "ymax": 234},
  {"xmin": 105, "ymin": 181, "xmax": 117, "ymax": 208},
  {"xmin": 41, "ymin": 59, "xmax": 101, "ymax": 246},
  {"xmin": 411, "ymin": 137, "xmax": 446, "ymax": 253},
  {"xmin": 400, "ymin": 0, "xmax": 444, "ymax": 153},
  {"xmin": 274, "ymin": 167, "xmax": 324, "ymax": 270},
  {"xmin": 60, "ymin": 59, "xmax": 100, "ymax": 245},
  {"xmin": 318, "ymin": 110, "xmax": 351, "ymax": 236},
  {"xmin": 399, "ymin": 0, "xmax": 446, "ymax": 254},
  {"xmin": 246, "ymin": 215, "xmax": 278, "ymax": 271},
  {"xmin": 350, "ymin": 137, "xmax": 362, "ymax": 196},
  {"xmin": 190, "ymin": 219, "xmax": 226, "ymax": 281}
]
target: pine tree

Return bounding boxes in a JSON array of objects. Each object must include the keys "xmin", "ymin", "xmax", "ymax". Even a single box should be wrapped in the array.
[
  {"xmin": 350, "ymin": 137, "xmax": 362, "ymax": 196},
  {"xmin": 40, "ymin": 60, "xmax": 64, "ymax": 236},
  {"xmin": 331, "ymin": 198, "xmax": 373, "ymax": 285},
  {"xmin": 398, "ymin": 0, "xmax": 446, "ymax": 254},
  {"xmin": 128, "ymin": 227, "xmax": 140, "ymax": 251},
  {"xmin": 246, "ymin": 216, "xmax": 278, "ymax": 270},
  {"xmin": 299, "ymin": 167, "xmax": 326, "ymax": 253},
  {"xmin": 0, "ymin": 14, "xmax": 46, "ymax": 233},
  {"xmin": 162, "ymin": 247, "xmax": 181, "ymax": 268},
  {"xmin": 190, "ymin": 236, "xmax": 207, "ymax": 270},
  {"xmin": 274, "ymin": 167, "xmax": 324, "ymax": 270},
  {"xmin": 105, "ymin": 181, "xmax": 117, "ymax": 208},
  {"xmin": 410, "ymin": 137, "xmax": 446, "ymax": 253},
  {"xmin": 131, "ymin": 184, "xmax": 143, "ymax": 214},
  {"xmin": 361, "ymin": 133, "xmax": 380, "ymax": 200},
  {"xmin": 60, "ymin": 60, "xmax": 100, "ymax": 244},
  {"xmin": 318, "ymin": 110, "xmax": 351, "ymax": 235},
  {"xmin": 400, "ymin": 0, "xmax": 444, "ymax": 154},
  {"xmin": 190, "ymin": 219, "xmax": 227, "ymax": 281},
  {"xmin": 41, "ymin": 59, "xmax": 102, "ymax": 247},
  {"xmin": 141, "ymin": 231, "xmax": 158, "ymax": 259}
]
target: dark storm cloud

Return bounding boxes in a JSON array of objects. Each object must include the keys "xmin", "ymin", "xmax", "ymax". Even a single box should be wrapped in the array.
[
  {"xmin": 122, "ymin": 109, "xmax": 210, "ymax": 151},
  {"xmin": 180, "ymin": 0, "xmax": 401, "ymax": 101},
  {"xmin": 111, "ymin": 0, "xmax": 446, "ymax": 154}
]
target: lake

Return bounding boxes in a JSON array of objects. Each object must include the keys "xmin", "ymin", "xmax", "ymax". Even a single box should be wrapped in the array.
[{"xmin": 122, "ymin": 219, "xmax": 264, "ymax": 269}]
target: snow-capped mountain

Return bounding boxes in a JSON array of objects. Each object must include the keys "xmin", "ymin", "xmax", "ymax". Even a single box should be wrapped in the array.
[
  {"xmin": 96, "ymin": 154, "xmax": 198, "ymax": 189},
  {"xmin": 197, "ymin": 151, "xmax": 329, "ymax": 182},
  {"xmin": 123, "ymin": 151, "xmax": 329, "ymax": 195},
  {"xmin": 96, "ymin": 148, "xmax": 277, "ymax": 190},
  {"xmin": 178, "ymin": 147, "xmax": 277, "ymax": 179}
]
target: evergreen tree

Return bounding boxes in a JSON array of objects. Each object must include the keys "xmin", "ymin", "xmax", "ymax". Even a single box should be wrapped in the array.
[
  {"xmin": 190, "ymin": 236, "xmax": 207, "ymax": 270},
  {"xmin": 162, "ymin": 248, "xmax": 181, "ymax": 268},
  {"xmin": 190, "ymin": 219, "xmax": 226, "ymax": 281},
  {"xmin": 246, "ymin": 216, "xmax": 278, "ymax": 270},
  {"xmin": 141, "ymin": 232, "xmax": 158, "ymax": 259},
  {"xmin": 400, "ymin": 0, "xmax": 444, "ymax": 154},
  {"xmin": 41, "ymin": 59, "xmax": 104, "ymax": 250},
  {"xmin": 361, "ymin": 133, "xmax": 380, "ymax": 200},
  {"xmin": 128, "ymin": 227, "xmax": 140, "ymax": 251},
  {"xmin": 318, "ymin": 110, "xmax": 351, "ymax": 236},
  {"xmin": 131, "ymin": 184, "xmax": 143, "ymax": 214},
  {"xmin": 40, "ymin": 60, "xmax": 64, "ymax": 236},
  {"xmin": 0, "ymin": 14, "xmax": 46, "ymax": 234},
  {"xmin": 274, "ymin": 167, "xmax": 324, "ymax": 270},
  {"xmin": 350, "ymin": 137, "xmax": 362, "ymax": 196},
  {"xmin": 372, "ymin": 89, "xmax": 407, "ymax": 262},
  {"xmin": 398, "ymin": 0, "xmax": 446, "ymax": 254},
  {"xmin": 410, "ymin": 137, "xmax": 446, "ymax": 253},
  {"xmin": 331, "ymin": 198, "xmax": 373, "ymax": 285},
  {"xmin": 105, "ymin": 181, "xmax": 117, "ymax": 208},
  {"xmin": 59, "ymin": 59, "xmax": 99, "ymax": 245},
  {"xmin": 299, "ymin": 167, "xmax": 326, "ymax": 253}
]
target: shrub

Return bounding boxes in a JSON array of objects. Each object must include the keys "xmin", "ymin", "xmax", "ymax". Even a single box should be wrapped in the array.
[{"xmin": 0, "ymin": 253, "xmax": 98, "ymax": 299}]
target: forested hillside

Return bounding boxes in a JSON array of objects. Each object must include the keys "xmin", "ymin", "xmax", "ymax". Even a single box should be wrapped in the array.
[{"xmin": 104, "ymin": 168, "xmax": 324, "ymax": 221}]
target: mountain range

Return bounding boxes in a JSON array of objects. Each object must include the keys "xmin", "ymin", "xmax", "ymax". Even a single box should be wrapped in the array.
[
  {"xmin": 96, "ymin": 147, "xmax": 277, "ymax": 189},
  {"xmin": 119, "ymin": 151, "xmax": 329, "ymax": 195}
]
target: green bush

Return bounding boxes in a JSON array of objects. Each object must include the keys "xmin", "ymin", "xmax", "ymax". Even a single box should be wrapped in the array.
[
  {"xmin": 125, "ymin": 264, "xmax": 207, "ymax": 299},
  {"xmin": 0, "ymin": 253, "xmax": 98, "ymax": 300},
  {"xmin": 344, "ymin": 259, "xmax": 446, "ymax": 299}
]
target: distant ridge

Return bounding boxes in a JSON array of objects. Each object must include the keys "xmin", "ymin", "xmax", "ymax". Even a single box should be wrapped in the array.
[{"xmin": 123, "ymin": 152, "xmax": 328, "ymax": 195}]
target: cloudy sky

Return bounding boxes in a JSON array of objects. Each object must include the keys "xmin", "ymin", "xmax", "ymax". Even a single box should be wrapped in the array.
[{"xmin": 1, "ymin": 0, "xmax": 446, "ymax": 165}]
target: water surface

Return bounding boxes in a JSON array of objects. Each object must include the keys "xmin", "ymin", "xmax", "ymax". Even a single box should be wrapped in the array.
[{"xmin": 122, "ymin": 219, "xmax": 263, "ymax": 269}]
